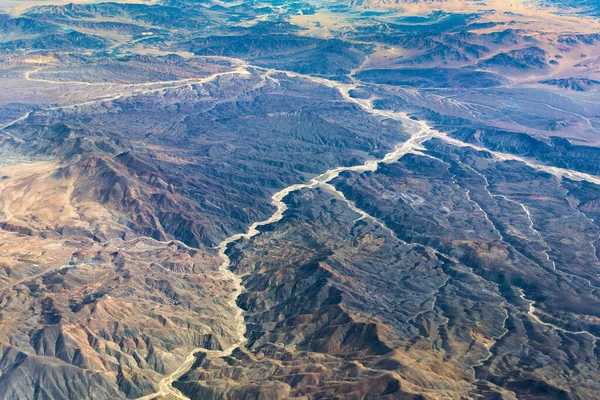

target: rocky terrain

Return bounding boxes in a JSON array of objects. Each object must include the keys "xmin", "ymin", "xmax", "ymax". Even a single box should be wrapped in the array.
[{"xmin": 1, "ymin": 0, "xmax": 600, "ymax": 399}]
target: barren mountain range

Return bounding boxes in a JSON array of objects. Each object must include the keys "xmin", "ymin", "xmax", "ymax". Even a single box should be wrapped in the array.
[{"xmin": 1, "ymin": 0, "xmax": 600, "ymax": 399}]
